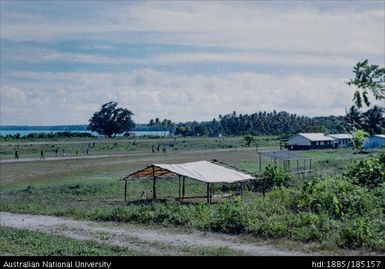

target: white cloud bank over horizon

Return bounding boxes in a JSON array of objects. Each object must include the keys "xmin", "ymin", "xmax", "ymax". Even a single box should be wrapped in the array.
[{"xmin": 1, "ymin": 69, "xmax": 369, "ymax": 125}]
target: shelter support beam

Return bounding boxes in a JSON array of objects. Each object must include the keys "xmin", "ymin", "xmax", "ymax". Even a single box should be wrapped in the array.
[
  {"xmin": 152, "ymin": 167, "xmax": 156, "ymax": 200},
  {"xmin": 178, "ymin": 175, "xmax": 181, "ymax": 199},
  {"xmin": 124, "ymin": 179, "xmax": 127, "ymax": 202},
  {"xmin": 207, "ymin": 183, "xmax": 210, "ymax": 203}
]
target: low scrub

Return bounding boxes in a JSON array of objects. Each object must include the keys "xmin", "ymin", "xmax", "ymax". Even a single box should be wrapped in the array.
[{"xmin": 343, "ymin": 153, "xmax": 385, "ymax": 189}]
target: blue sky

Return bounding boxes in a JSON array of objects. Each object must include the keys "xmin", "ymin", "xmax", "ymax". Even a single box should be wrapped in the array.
[{"xmin": 1, "ymin": 0, "xmax": 384, "ymax": 125}]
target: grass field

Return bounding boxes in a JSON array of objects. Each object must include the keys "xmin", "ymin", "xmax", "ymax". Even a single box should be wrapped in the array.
[
  {"xmin": 1, "ymin": 136, "xmax": 384, "ymax": 255},
  {"xmin": 0, "ymin": 135, "xmax": 278, "ymax": 159}
]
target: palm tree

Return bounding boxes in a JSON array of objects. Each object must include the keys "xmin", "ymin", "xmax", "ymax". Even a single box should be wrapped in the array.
[
  {"xmin": 343, "ymin": 106, "xmax": 362, "ymax": 131},
  {"xmin": 148, "ymin": 119, "xmax": 155, "ymax": 127},
  {"xmin": 154, "ymin": 118, "xmax": 160, "ymax": 131},
  {"xmin": 347, "ymin": 60, "xmax": 385, "ymax": 108},
  {"xmin": 361, "ymin": 106, "xmax": 385, "ymax": 135}
]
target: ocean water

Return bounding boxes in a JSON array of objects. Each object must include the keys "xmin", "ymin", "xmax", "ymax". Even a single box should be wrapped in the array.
[{"xmin": 0, "ymin": 130, "xmax": 170, "ymax": 137}]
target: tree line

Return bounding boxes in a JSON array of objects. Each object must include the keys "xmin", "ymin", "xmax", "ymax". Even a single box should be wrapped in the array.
[
  {"xmin": 87, "ymin": 60, "xmax": 384, "ymax": 138},
  {"xmin": 172, "ymin": 111, "xmax": 345, "ymax": 137}
]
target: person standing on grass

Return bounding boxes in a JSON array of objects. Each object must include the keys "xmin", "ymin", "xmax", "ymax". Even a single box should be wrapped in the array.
[
  {"xmin": 152, "ymin": 145, "xmax": 155, "ymax": 153},
  {"xmin": 55, "ymin": 148, "xmax": 59, "ymax": 157},
  {"xmin": 40, "ymin": 149, "xmax": 45, "ymax": 160},
  {"xmin": 14, "ymin": 148, "xmax": 19, "ymax": 160}
]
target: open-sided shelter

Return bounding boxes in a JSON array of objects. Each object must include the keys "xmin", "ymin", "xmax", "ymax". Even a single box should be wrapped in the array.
[{"xmin": 123, "ymin": 160, "xmax": 255, "ymax": 203}]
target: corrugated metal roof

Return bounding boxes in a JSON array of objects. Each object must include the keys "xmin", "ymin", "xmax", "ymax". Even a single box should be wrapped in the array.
[
  {"xmin": 259, "ymin": 150, "xmax": 312, "ymax": 160},
  {"xmin": 127, "ymin": 161, "xmax": 255, "ymax": 183},
  {"xmin": 374, "ymin": 134, "xmax": 385, "ymax": 139},
  {"xmin": 298, "ymin": 133, "xmax": 336, "ymax": 142},
  {"xmin": 328, "ymin": 134, "xmax": 353, "ymax": 140}
]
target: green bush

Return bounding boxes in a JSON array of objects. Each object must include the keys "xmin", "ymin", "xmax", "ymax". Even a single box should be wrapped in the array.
[
  {"xmin": 263, "ymin": 165, "xmax": 294, "ymax": 188},
  {"xmin": 344, "ymin": 155, "xmax": 385, "ymax": 189},
  {"xmin": 296, "ymin": 178, "xmax": 377, "ymax": 219},
  {"xmin": 338, "ymin": 218, "xmax": 385, "ymax": 250},
  {"xmin": 210, "ymin": 197, "xmax": 244, "ymax": 233}
]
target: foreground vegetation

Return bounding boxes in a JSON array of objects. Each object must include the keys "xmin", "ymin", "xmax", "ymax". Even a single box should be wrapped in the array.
[
  {"xmin": 1, "ymin": 151, "xmax": 384, "ymax": 253},
  {"xmin": 0, "ymin": 226, "xmax": 144, "ymax": 256}
]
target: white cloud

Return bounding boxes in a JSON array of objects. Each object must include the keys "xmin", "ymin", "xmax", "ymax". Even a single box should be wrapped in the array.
[
  {"xmin": 1, "ymin": 2, "xmax": 383, "ymax": 55},
  {"xmin": 1, "ymin": 69, "xmax": 359, "ymax": 125}
]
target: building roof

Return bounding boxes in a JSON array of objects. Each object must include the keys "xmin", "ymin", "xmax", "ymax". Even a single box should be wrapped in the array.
[
  {"xmin": 328, "ymin": 134, "xmax": 353, "ymax": 140},
  {"xmin": 259, "ymin": 150, "xmax": 312, "ymax": 161},
  {"xmin": 373, "ymin": 134, "xmax": 385, "ymax": 139},
  {"xmin": 297, "ymin": 133, "xmax": 336, "ymax": 142},
  {"xmin": 125, "ymin": 160, "xmax": 255, "ymax": 184}
]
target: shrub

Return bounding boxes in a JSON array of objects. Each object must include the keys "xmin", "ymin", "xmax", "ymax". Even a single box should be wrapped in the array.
[
  {"xmin": 343, "ymin": 155, "xmax": 385, "ymax": 189},
  {"xmin": 263, "ymin": 165, "xmax": 294, "ymax": 188},
  {"xmin": 338, "ymin": 218, "xmax": 377, "ymax": 249},
  {"xmin": 210, "ymin": 197, "xmax": 244, "ymax": 233},
  {"xmin": 296, "ymin": 178, "xmax": 377, "ymax": 219}
]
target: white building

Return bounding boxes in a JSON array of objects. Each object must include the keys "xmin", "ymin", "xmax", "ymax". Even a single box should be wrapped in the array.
[
  {"xmin": 288, "ymin": 133, "xmax": 336, "ymax": 150},
  {"xmin": 328, "ymin": 134, "xmax": 353, "ymax": 148},
  {"xmin": 363, "ymin": 134, "xmax": 385, "ymax": 149}
]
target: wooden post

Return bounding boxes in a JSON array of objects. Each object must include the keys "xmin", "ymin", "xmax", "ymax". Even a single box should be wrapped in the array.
[
  {"xmin": 309, "ymin": 159, "xmax": 312, "ymax": 172},
  {"xmin": 240, "ymin": 182, "xmax": 243, "ymax": 197},
  {"xmin": 210, "ymin": 184, "xmax": 213, "ymax": 203},
  {"xmin": 288, "ymin": 160, "xmax": 291, "ymax": 171},
  {"xmin": 182, "ymin": 176, "xmax": 186, "ymax": 200},
  {"xmin": 152, "ymin": 167, "xmax": 156, "ymax": 200},
  {"xmin": 178, "ymin": 175, "xmax": 181, "ymax": 199},
  {"xmin": 207, "ymin": 183, "xmax": 210, "ymax": 203},
  {"xmin": 259, "ymin": 153, "xmax": 262, "ymax": 172},
  {"xmin": 297, "ymin": 160, "xmax": 299, "ymax": 172},
  {"xmin": 124, "ymin": 179, "xmax": 127, "ymax": 202},
  {"xmin": 262, "ymin": 177, "xmax": 266, "ymax": 197}
]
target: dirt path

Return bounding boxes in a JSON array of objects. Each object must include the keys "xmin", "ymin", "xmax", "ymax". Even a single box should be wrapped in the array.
[{"xmin": 0, "ymin": 212, "xmax": 312, "ymax": 256}]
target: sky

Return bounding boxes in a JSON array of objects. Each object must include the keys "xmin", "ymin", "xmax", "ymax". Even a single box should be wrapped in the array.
[{"xmin": 0, "ymin": 0, "xmax": 384, "ymax": 125}]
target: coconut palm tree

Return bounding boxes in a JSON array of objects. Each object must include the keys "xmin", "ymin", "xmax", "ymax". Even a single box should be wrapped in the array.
[
  {"xmin": 343, "ymin": 106, "xmax": 362, "ymax": 131},
  {"xmin": 361, "ymin": 105, "xmax": 385, "ymax": 135},
  {"xmin": 347, "ymin": 60, "xmax": 385, "ymax": 108}
]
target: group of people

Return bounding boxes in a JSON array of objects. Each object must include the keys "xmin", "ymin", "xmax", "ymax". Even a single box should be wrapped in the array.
[
  {"xmin": 152, "ymin": 144, "xmax": 167, "ymax": 153},
  {"xmin": 14, "ymin": 148, "xmax": 46, "ymax": 160},
  {"xmin": 13, "ymin": 147, "xmax": 82, "ymax": 160}
]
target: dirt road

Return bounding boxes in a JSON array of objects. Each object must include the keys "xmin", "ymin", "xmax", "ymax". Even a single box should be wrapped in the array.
[{"xmin": 0, "ymin": 212, "xmax": 312, "ymax": 256}]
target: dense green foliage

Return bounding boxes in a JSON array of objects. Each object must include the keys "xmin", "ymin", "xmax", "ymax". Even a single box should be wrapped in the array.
[
  {"xmin": 0, "ymin": 132, "xmax": 94, "ymax": 140},
  {"xmin": 174, "ymin": 111, "xmax": 345, "ymax": 137},
  {"xmin": 352, "ymin": 129, "xmax": 369, "ymax": 151},
  {"xmin": 344, "ymin": 153, "xmax": 385, "ymax": 189},
  {"xmin": 263, "ymin": 165, "xmax": 294, "ymax": 188},
  {"xmin": 88, "ymin": 101, "xmax": 135, "ymax": 138},
  {"xmin": 347, "ymin": 60, "xmax": 385, "ymax": 108},
  {"xmin": 344, "ymin": 106, "xmax": 385, "ymax": 135}
]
